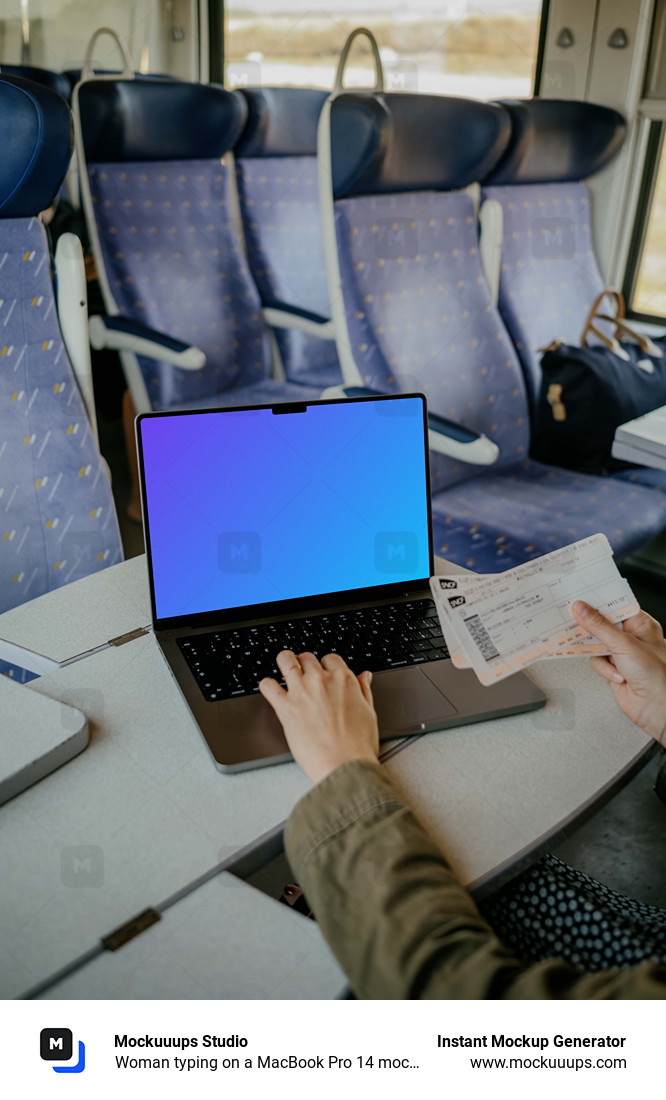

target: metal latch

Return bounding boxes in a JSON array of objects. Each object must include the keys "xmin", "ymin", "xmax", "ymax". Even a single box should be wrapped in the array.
[
  {"xmin": 102, "ymin": 908, "xmax": 161, "ymax": 951},
  {"xmin": 107, "ymin": 626, "xmax": 149, "ymax": 647}
]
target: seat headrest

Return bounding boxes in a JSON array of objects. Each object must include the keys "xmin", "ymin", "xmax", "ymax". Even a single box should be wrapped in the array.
[
  {"xmin": 0, "ymin": 75, "xmax": 73, "ymax": 217},
  {"xmin": 77, "ymin": 79, "xmax": 247, "ymax": 163},
  {"xmin": 330, "ymin": 93, "xmax": 511, "ymax": 199},
  {"xmin": 483, "ymin": 99, "xmax": 626, "ymax": 185},
  {"xmin": 235, "ymin": 87, "xmax": 329, "ymax": 157},
  {"xmin": 64, "ymin": 68, "xmax": 176, "ymax": 92},
  {"xmin": 0, "ymin": 64, "xmax": 71, "ymax": 103}
]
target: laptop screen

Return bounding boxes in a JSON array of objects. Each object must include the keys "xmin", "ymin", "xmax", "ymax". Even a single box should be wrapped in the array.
[{"xmin": 138, "ymin": 395, "xmax": 432, "ymax": 624}]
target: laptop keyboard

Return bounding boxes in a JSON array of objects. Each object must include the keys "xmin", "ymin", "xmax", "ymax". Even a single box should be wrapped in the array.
[{"xmin": 177, "ymin": 598, "xmax": 449, "ymax": 702}]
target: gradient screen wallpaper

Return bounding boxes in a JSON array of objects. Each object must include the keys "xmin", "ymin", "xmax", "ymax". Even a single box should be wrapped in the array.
[{"xmin": 139, "ymin": 397, "xmax": 431, "ymax": 621}]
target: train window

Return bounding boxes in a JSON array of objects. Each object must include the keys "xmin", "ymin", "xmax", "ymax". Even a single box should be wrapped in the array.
[
  {"xmin": 624, "ymin": 0, "xmax": 666, "ymax": 321},
  {"xmin": 223, "ymin": 0, "xmax": 543, "ymax": 99},
  {"xmin": 630, "ymin": 123, "xmax": 666, "ymax": 320},
  {"xmin": 0, "ymin": 0, "xmax": 203, "ymax": 80}
]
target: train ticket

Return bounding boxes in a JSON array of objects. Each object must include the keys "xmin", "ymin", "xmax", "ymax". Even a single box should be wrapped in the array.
[{"xmin": 430, "ymin": 534, "xmax": 639, "ymax": 685}]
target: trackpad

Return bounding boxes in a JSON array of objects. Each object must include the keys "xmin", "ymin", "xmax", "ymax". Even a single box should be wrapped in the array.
[{"xmin": 373, "ymin": 666, "xmax": 458, "ymax": 736}]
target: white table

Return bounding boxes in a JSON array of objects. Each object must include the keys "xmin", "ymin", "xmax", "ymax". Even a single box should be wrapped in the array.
[
  {"xmin": 612, "ymin": 404, "xmax": 666, "ymax": 471},
  {"xmin": 0, "ymin": 557, "xmax": 653, "ymax": 999}
]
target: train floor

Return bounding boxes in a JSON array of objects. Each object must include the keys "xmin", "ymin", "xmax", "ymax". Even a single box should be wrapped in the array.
[{"xmin": 101, "ymin": 409, "xmax": 666, "ymax": 914}]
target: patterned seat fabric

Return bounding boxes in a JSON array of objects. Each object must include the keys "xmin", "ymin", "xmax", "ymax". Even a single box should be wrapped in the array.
[
  {"xmin": 88, "ymin": 158, "xmax": 271, "ymax": 409},
  {"xmin": 481, "ymin": 182, "xmax": 666, "ymax": 496},
  {"xmin": 336, "ymin": 189, "xmax": 536, "ymax": 499},
  {"xmin": 0, "ymin": 75, "xmax": 122, "ymax": 678},
  {"xmin": 78, "ymin": 79, "xmax": 317, "ymax": 413},
  {"xmin": 431, "ymin": 460, "xmax": 666, "ymax": 571},
  {"xmin": 327, "ymin": 92, "xmax": 666, "ymax": 568},
  {"xmin": 235, "ymin": 154, "xmax": 341, "ymax": 388},
  {"xmin": 481, "ymin": 100, "xmax": 666, "ymax": 493},
  {"xmin": 481, "ymin": 180, "xmax": 606, "ymax": 411}
]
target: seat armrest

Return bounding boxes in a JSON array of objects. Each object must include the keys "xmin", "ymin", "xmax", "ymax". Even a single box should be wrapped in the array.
[
  {"xmin": 262, "ymin": 302, "xmax": 335, "ymax": 340},
  {"xmin": 89, "ymin": 316, "xmax": 206, "ymax": 371},
  {"xmin": 428, "ymin": 411, "xmax": 499, "ymax": 465}
]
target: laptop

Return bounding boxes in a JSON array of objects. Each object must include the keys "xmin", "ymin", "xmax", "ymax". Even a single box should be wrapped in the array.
[{"xmin": 136, "ymin": 393, "xmax": 546, "ymax": 772}]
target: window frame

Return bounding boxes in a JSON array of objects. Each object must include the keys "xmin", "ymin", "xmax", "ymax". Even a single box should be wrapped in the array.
[
  {"xmin": 212, "ymin": 0, "xmax": 547, "ymax": 97},
  {"xmin": 623, "ymin": 116, "xmax": 666, "ymax": 323}
]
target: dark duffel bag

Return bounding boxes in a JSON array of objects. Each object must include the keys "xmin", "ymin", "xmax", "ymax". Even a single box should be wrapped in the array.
[{"xmin": 532, "ymin": 289, "xmax": 666, "ymax": 474}]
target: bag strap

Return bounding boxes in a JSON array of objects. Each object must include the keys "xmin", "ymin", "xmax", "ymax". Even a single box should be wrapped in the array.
[
  {"xmin": 581, "ymin": 287, "xmax": 625, "ymax": 345},
  {"xmin": 593, "ymin": 314, "xmax": 664, "ymax": 359},
  {"xmin": 581, "ymin": 286, "xmax": 638, "ymax": 358},
  {"xmin": 334, "ymin": 27, "xmax": 384, "ymax": 92}
]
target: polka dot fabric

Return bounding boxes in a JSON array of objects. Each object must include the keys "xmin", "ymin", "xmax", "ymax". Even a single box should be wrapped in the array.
[
  {"xmin": 479, "ymin": 854, "xmax": 666, "ymax": 970},
  {"xmin": 481, "ymin": 182, "xmax": 606, "ymax": 413},
  {"xmin": 88, "ymin": 159, "xmax": 271, "ymax": 409},
  {"xmin": 431, "ymin": 459, "xmax": 666, "ymax": 570},
  {"xmin": 334, "ymin": 189, "xmax": 530, "ymax": 496},
  {"xmin": 235, "ymin": 155, "xmax": 342, "ymax": 388}
]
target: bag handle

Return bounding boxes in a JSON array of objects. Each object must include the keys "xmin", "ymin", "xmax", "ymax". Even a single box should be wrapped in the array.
[
  {"xmin": 593, "ymin": 314, "xmax": 663, "ymax": 359},
  {"xmin": 581, "ymin": 286, "xmax": 663, "ymax": 360},
  {"xmin": 334, "ymin": 27, "xmax": 384, "ymax": 93},
  {"xmin": 581, "ymin": 288, "xmax": 624, "ymax": 342},
  {"xmin": 82, "ymin": 27, "xmax": 134, "ymax": 81},
  {"xmin": 581, "ymin": 288, "xmax": 628, "ymax": 360}
]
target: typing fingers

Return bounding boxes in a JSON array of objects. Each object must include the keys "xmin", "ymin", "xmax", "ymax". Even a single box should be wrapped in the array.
[
  {"xmin": 276, "ymin": 650, "xmax": 304, "ymax": 684},
  {"xmin": 258, "ymin": 676, "xmax": 288, "ymax": 709},
  {"xmin": 320, "ymin": 652, "xmax": 350, "ymax": 673}
]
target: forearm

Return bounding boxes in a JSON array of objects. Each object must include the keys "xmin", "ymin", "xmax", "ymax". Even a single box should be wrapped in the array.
[{"xmin": 285, "ymin": 760, "xmax": 666, "ymax": 999}]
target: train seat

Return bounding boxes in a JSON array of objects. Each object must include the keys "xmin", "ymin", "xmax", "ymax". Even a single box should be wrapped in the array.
[
  {"xmin": 0, "ymin": 74, "xmax": 123, "ymax": 676},
  {"xmin": 319, "ymin": 91, "xmax": 666, "ymax": 569},
  {"xmin": 481, "ymin": 99, "xmax": 625, "ymax": 410},
  {"xmin": 0, "ymin": 63, "xmax": 71, "ymax": 102},
  {"xmin": 481, "ymin": 98, "xmax": 666, "ymax": 492},
  {"xmin": 73, "ymin": 77, "xmax": 322, "ymax": 414},
  {"xmin": 233, "ymin": 87, "xmax": 342, "ymax": 388}
]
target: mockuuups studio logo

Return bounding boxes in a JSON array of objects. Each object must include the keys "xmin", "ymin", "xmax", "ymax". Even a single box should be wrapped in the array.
[
  {"xmin": 532, "ymin": 217, "xmax": 575, "ymax": 260},
  {"xmin": 226, "ymin": 58, "xmax": 261, "ymax": 87},
  {"xmin": 375, "ymin": 531, "xmax": 418, "ymax": 573},
  {"xmin": 218, "ymin": 531, "xmax": 262, "ymax": 573},
  {"xmin": 40, "ymin": 1028, "xmax": 86, "ymax": 1074}
]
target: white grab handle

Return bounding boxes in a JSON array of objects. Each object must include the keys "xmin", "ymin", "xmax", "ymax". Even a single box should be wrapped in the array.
[
  {"xmin": 81, "ymin": 27, "xmax": 134, "ymax": 81},
  {"xmin": 334, "ymin": 27, "xmax": 384, "ymax": 92}
]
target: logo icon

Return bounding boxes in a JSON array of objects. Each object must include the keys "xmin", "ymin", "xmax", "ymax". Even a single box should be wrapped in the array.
[
  {"xmin": 218, "ymin": 531, "xmax": 262, "ymax": 573},
  {"xmin": 40, "ymin": 1028, "xmax": 86, "ymax": 1074},
  {"xmin": 375, "ymin": 531, "xmax": 418, "ymax": 574}
]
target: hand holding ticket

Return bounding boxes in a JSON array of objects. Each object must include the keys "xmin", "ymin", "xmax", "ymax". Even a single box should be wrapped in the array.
[{"xmin": 430, "ymin": 534, "xmax": 639, "ymax": 685}]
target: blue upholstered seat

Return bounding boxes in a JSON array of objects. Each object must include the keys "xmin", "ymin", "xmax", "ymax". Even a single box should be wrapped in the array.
[
  {"xmin": 234, "ymin": 88, "xmax": 342, "ymax": 388},
  {"xmin": 0, "ymin": 63, "xmax": 71, "ymax": 102},
  {"xmin": 481, "ymin": 99, "xmax": 666, "ymax": 494},
  {"xmin": 481, "ymin": 99, "xmax": 626, "ymax": 413},
  {"xmin": 323, "ymin": 92, "xmax": 666, "ymax": 570},
  {"xmin": 0, "ymin": 74, "xmax": 123, "ymax": 677},
  {"xmin": 75, "ymin": 78, "xmax": 322, "ymax": 412}
]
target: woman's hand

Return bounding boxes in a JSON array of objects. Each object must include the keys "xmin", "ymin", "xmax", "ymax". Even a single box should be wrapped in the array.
[
  {"xmin": 259, "ymin": 651, "xmax": 379, "ymax": 785},
  {"xmin": 572, "ymin": 601, "xmax": 666, "ymax": 745}
]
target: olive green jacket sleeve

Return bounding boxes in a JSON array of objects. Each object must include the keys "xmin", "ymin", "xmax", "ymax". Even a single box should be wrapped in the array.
[{"xmin": 284, "ymin": 759, "xmax": 666, "ymax": 999}]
